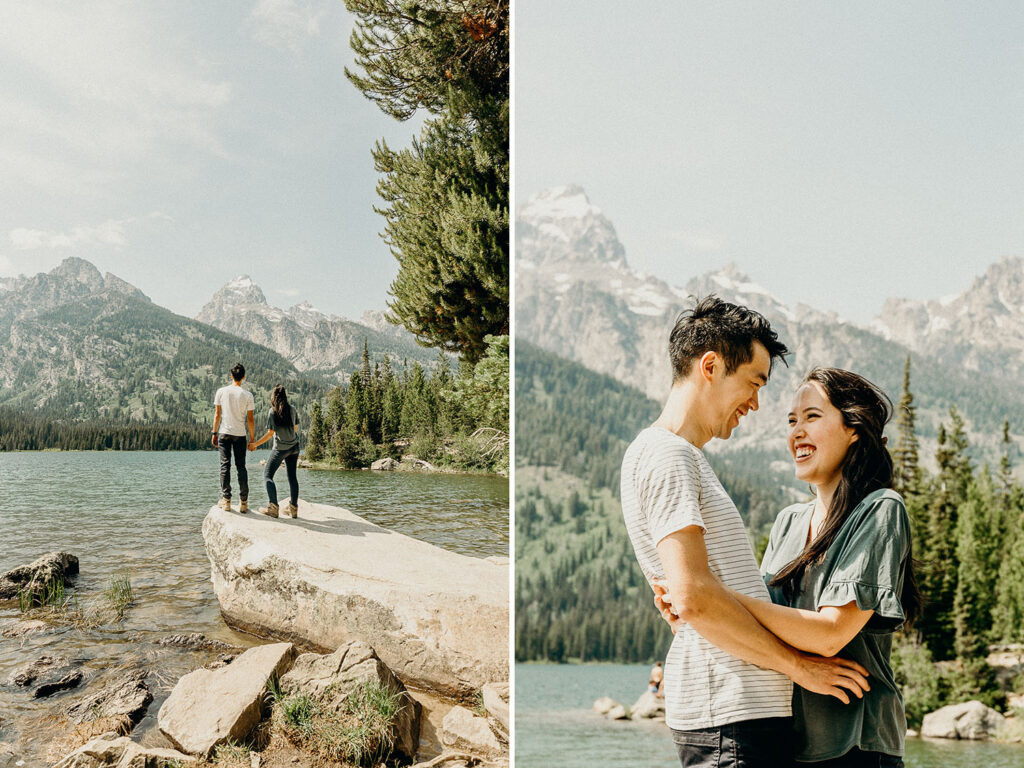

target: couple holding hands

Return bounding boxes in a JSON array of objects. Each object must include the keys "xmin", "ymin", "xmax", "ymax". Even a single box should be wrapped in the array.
[
  {"xmin": 624, "ymin": 297, "xmax": 918, "ymax": 768},
  {"xmin": 212, "ymin": 362, "xmax": 301, "ymax": 519}
]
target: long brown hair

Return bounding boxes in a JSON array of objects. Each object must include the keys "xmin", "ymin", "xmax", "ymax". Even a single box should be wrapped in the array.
[
  {"xmin": 770, "ymin": 367, "xmax": 922, "ymax": 626},
  {"xmin": 270, "ymin": 385, "xmax": 291, "ymax": 425}
]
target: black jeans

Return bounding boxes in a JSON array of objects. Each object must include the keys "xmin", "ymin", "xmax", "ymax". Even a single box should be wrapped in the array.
[
  {"xmin": 672, "ymin": 717, "xmax": 794, "ymax": 768},
  {"xmin": 802, "ymin": 749, "xmax": 904, "ymax": 768},
  {"xmin": 218, "ymin": 434, "xmax": 248, "ymax": 501},
  {"xmin": 265, "ymin": 445, "xmax": 299, "ymax": 506}
]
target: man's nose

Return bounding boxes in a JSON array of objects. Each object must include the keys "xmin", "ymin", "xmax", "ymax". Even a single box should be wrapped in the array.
[{"xmin": 748, "ymin": 390, "xmax": 760, "ymax": 411}]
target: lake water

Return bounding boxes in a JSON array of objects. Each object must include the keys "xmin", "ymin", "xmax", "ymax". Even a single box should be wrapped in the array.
[
  {"xmin": 514, "ymin": 664, "xmax": 1024, "ymax": 768},
  {"xmin": 0, "ymin": 451, "xmax": 508, "ymax": 763}
]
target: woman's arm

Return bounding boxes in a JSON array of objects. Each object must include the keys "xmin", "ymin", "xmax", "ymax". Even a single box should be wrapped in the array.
[
  {"xmin": 251, "ymin": 429, "xmax": 274, "ymax": 450},
  {"xmin": 729, "ymin": 589, "xmax": 873, "ymax": 657}
]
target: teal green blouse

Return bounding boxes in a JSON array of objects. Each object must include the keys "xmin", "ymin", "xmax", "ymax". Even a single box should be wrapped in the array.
[{"xmin": 761, "ymin": 488, "xmax": 910, "ymax": 762}]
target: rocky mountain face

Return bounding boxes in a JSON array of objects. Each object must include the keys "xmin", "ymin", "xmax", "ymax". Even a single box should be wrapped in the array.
[
  {"xmin": 196, "ymin": 277, "xmax": 438, "ymax": 382},
  {"xmin": 0, "ymin": 258, "xmax": 321, "ymax": 422},
  {"xmin": 871, "ymin": 256, "xmax": 1024, "ymax": 375},
  {"xmin": 516, "ymin": 186, "xmax": 1024, "ymax": 460}
]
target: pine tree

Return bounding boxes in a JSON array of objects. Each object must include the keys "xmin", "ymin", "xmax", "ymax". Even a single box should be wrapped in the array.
[
  {"xmin": 992, "ymin": 506, "xmax": 1024, "ymax": 642},
  {"xmin": 892, "ymin": 356, "xmax": 921, "ymax": 497},
  {"xmin": 953, "ymin": 472, "xmax": 1000, "ymax": 659},
  {"xmin": 400, "ymin": 362, "xmax": 434, "ymax": 437},
  {"xmin": 305, "ymin": 401, "xmax": 326, "ymax": 462},
  {"xmin": 344, "ymin": 0, "xmax": 509, "ymax": 362},
  {"xmin": 918, "ymin": 411, "xmax": 971, "ymax": 660}
]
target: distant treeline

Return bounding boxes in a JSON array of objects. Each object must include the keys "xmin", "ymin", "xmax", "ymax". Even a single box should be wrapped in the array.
[
  {"xmin": 304, "ymin": 337, "xmax": 509, "ymax": 473},
  {"xmin": 0, "ymin": 408, "xmax": 208, "ymax": 451}
]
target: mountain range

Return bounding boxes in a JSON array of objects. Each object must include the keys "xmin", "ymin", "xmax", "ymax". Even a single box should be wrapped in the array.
[
  {"xmin": 0, "ymin": 258, "xmax": 432, "ymax": 424},
  {"xmin": 516, "ymin": 185, "xmax": 1024, "ymax": 466},
  {"xmin": 195, "ymin": 276, "xmax": 438, "ymax": 381}
]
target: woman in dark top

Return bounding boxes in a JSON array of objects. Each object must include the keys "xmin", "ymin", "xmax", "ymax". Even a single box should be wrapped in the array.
[
  {"xmin": 657, "ymin": 367, "xmax": 921, "ymax": 766},
  {"xmin": 728, "ymin": 368, "xmax": 921, "ymax": 766},
  {"xmin": 251, "ymin": 385, "xmax": 300, "ymax": 519}
]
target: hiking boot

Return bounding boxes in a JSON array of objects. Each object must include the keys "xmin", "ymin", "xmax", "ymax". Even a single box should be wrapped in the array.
[
  {"xmin": 217, "ymin": 497, "xmax": 231, "ymax": 511},
  {"xmin": 239, "ymin": 500, "xmax": 249, "ymax": 514},
  {"xmin": 259, "ymin": 503, "xmax": 279, "ymax": 518},
  {"xmin": 283, "ymin": 502, "xmax": 298, "ymax": 519}
]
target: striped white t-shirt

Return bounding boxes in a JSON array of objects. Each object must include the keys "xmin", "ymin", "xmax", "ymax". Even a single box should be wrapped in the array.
[{"xmin": 621, "ymin": 427, "xmax": 792, "ymax": 730}]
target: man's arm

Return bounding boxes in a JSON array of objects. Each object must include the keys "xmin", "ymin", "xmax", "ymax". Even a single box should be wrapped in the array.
[
  {"xmin": 657, "ymin": 527, "xmax": 870, "ymax": 704},
  {"xmin": 247, "ymin": 410, "xmax": 255, "ymax": 443},
  {"xmin": 212, "ymin": 405, "xmax": 222, "ymax": 446}
]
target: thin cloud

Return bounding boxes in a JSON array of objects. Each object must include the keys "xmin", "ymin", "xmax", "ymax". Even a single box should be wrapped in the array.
[
  {"xmin": 249, "ymin": 0, "xmax": 326, "ymax": 52},
  {"xmin": 664, "ymin": 229, "xmax": 725, "ymax": 253},
  {"xmin": 277, "ymin": 287, "xmax": 302, "ymax": 297},
  {"xmin": 10, "ymin": 212, "xmax": 172, "ymax": 251}
]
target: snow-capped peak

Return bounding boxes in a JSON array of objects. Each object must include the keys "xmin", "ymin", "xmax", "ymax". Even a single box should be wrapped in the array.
[{"xmin": 519, "ymin": 184, "xmax": 604, "ymax": 222}]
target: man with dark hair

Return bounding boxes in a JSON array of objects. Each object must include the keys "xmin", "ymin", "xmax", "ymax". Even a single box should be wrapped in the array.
[
  {"xmin": 621, "ymin": 296, "xmax": 869, "ymax": 768},
  {"xmin": 212, "ymin": 362, "xmax": 255, "ymax": 513}
]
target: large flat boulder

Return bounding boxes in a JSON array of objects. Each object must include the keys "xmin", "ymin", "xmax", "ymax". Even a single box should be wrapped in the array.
[
  {"xmin": 158, "ymin": 642, "xmax": 295, "ymax": 756},
  {"xmin": 203, "ymin": 500, "xmax": 507, "ymax": 698},
  {"xmin": 921, "ymin": 700, "xmax": 1006, "ymax": 739}
]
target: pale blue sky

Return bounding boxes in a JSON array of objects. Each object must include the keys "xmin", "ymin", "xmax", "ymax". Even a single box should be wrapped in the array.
[
  {"xmin": 515, "ymin": 1, "xmax": 1024, "ymax": 323},
  {"xmin": 0, "ymin": 1, "xmax": 421, "ymax": 318}
]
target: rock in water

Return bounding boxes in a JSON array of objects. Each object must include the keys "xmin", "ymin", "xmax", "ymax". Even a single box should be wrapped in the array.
[
  {"xmin": 158, "ymin": 642, "xmax": 295, "ymax": 756},
  {"xmin": 921, "ymin": 700, "xmax": 1006, "ymax": 739},
  {"xmin": 202, "ymin": 500, "xmax": 507, "ymax": 698},
  {"xmin": 606, "ymin": 704, "xmax": 630, "ymax": 720},
  {"xmin": 441, "ymin": 706, "xmax": 503, "ymax": 758},
  {"xmin": 630, "ymin": 690, "xmax": 666, "ymax": 719},
  {"xmin": 370, "ymin": 457, "xmax": 399, "ymax": 471},
  {"xmin": 0, "ymin": 552, "xmax": 79, "ymax": 600},
  {"xmin": 65, "ymin": 669, "xmax": 152, "ymax": 727},
  {"xmin": 4, "ymin": 655, "xmax": 83, "ymax": 698},
  {"xmin": 279, "ymin": 640, "xmax": 421, "ymax": 761},
  {"xmin": 482, "ymin": 682, "xmax": 509, "ymax": 735},
  {"xmin": 593, "ymin": 696, "xmax": 616, "ymax": 715},
  {"xmin": 52, "ymin": 733, "xmax": 195, "ymax": 768}
]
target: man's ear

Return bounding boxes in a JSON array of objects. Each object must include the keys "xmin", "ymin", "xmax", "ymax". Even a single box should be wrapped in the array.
[{"xmin": 698, "ymin": 351, "xmax": 718, "ymax": 383}]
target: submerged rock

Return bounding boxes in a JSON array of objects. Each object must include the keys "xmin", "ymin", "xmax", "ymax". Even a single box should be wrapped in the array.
[
  {"xmin": 4, "ymin": 654, "xmax": 83, "ymax": 698},
  {"xmin": 279, "ymin": 640, "xmax": 421, "ymax": 761},
  {"xmin": 155, "ymin": 632, "xmax": 237, "ymax": 651},
  {"xmin": 0, "ymin": 552, "xmax": 79, "ymax": 600},
  {"xmin": 202, "ymin": 499, "xmax": 508, "ymax": 698},
  {"xmin": 52, "ymin": 733, "xmax": 195, "ymax": 768},
  {"xmin": 65, "ymin": 669, "xmax": 152, "ymax": 727},
  {"xmin": 921, "ymin": 700, "xmax": 1006, "ymax": 739},
  {"xmin": 1, "ymin": 619, "xmax": 49, "ymax": 638},
  {"xmin": 158, "ymin": 642, "xmax": 295, "ymax": 756}
]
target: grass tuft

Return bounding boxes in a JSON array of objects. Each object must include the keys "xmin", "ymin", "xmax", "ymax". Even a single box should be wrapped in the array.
[
  {"xmin": 103, "ymin": 571, "xmax": 133, "ymax": 619},
  {"xmin": 274, "ymin": 680, "xmax": 404, "ymax": 767}
]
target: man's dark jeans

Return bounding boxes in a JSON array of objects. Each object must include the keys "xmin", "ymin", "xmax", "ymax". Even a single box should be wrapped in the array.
[
  {"xmin": 804, "ymin": 748, "xmax": 904, "ymax": 768},
  {"xmin": 218, "ymin": 434, "xmax": 248, "ymax": 502},
  {"xmin": 672, "ymin": 717, "xmax": 794, "ymax": 768},
  {"xmin": 265, "ymin": 445, "xmax": 299, "ymax": 507}
]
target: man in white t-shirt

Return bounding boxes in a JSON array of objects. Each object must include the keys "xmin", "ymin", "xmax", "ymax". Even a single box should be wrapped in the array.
[
  {"xmin": 621, "ymin": 296, "xmax": 870, "ymax": 768},
  {"xmin": 212, "ymin": 362, "xmax": 255, "ymax": 513}
]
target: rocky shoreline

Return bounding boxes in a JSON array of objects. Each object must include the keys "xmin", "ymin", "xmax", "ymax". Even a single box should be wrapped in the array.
[{"xmin": 0, "ymin": 498, "xmax": 511, "ymax": 767}]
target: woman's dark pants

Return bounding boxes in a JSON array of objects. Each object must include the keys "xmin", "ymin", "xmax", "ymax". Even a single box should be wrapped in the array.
[{"xmin": 265, "ymin": 445, "xmax": 299, "ymax": 506}]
